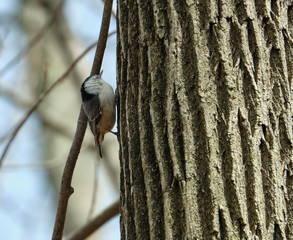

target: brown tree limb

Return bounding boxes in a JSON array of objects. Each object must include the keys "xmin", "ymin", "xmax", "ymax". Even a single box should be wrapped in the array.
[
  {"xmin": 51, "ymin": 106, "xmax": 88, "ymax": 240},
  {"xmin": 0, "ymin": 41, "xmax": 98, "ymax": 167},
  {"xmin": 90, "ymin": 0, "xmax": 113, "ymax": 76},
  {"xmin": 101, "ymin": 0, "xmax": 117, "ymax": 19},
  {"xmin": 52, "ymin": 0, "xmax": 114, "ymax": 239},
  {"xmin": 65, "ymin": 200, "xmax": 120, "ymax": 240}
]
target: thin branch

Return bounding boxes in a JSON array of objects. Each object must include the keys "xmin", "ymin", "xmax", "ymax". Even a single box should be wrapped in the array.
[
  {"xmin": 0, "ymin": 30, "xmax": 116, "ymax": 144},
  {"xmin": 0, "ymin": 41, "xmax": 98, "ymax": 167},
  {"xmin": 2, "ymin": 141, "xmax": 94, "ymax": 171},
  {"xmin": 52, "ymin": 106, "xmax": 88, "ymax": 240},
  {"xmin": 2, "ymin": 153, "xmax": 65, "ymax": 170},
  {"xmin": 91, "ymin": 0, "xmax": 114, "ymax": 76},
  {"xmin": 101, "ymin": 0, "xmax": 117, "ymax": 19},
  {"xmin": 0, "ymin": 87, "xmax": 73, "ymax": 142},
  {"xmin": 108, "ymin": 29, "xmax": 117, "ymax": 38},
  {"xmin": 65, "ymin": 200, "xmax": 120, "ymax": 240},
  {"xmin": 52, "ymin": 0, "xmax": 114, "ymax": 239},
  {"xmin": 0, "ymin": 0, "xmax": 65, "ymax": 77}
]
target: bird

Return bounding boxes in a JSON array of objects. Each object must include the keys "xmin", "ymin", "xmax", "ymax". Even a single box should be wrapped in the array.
[{"xmin": 80, "ymin": 72, "xmax": 116, "ymax": 157}]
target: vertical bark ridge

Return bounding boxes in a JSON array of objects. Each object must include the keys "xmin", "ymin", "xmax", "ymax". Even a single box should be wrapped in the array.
[
  {"xmin": 118, "ymin": 57, "xmax": 136, "ymax": 239},
  {"xmin": 137, "ymin": 0, "xmax": 185, "ymax": 239},
  {"xmin": 167, "ymin": 1, "xmax": 204, "ymax": 238},
  {"xmin": 151, "ymin": 2, "xmax": 189, "ymax": 239},
  {"xmin": 211, "ymin": 16, "xmax": 252, "ymax": 238},
  {"xmin": 235, "ymin": 15, "xmax": 272, "ymax": 238},
  {"xmin": 166, "ymin": 76, "xmax": 186, "ymax": 183},
  {"xmin": 165, "ymin": 83, "xmax": 186, "ymax": 237},
  {"xmin": 152, "ymin": 0, "xmax": 169, "ymax": 39},
  {"xmin": 233, "ymin": 14, "xmax": 266, "ymax": 238},
  {"xmin": 238, "ymin": 109, "xmax": 266, "ymax": 239},
  {"xmin": 255, "ymin": 0, "xmax": 271, "ymax": 17},
  {"xmin": 121, "ymin": 0, "xmax": 151, "ymax": 239},
  {"xmin": 148, "ymin": 43, "xmax": 177, "ymax": 239},
  {"xmin": 117, "ymin": 2, "xmax": 136, "ymax": 239},
  {"xmin": 284, "ymin": 7, "xmax": 293, "ymax": 236},
  {"xmin": 235, "ymin": 0, "xmax": 256, "ymax": 24},
  {"xmin": 287, "ymin": 171, "xmax": 293, "ymax": 239},
  {"xmin": 179, "ymin": 2, "xmax": 235, "ymax": 239},
  {"xmin": 190, "ymin": 11, "xmax": 231, "ymax": 240},
  {"xmin": 136, "ymin": 3, "xmax": 168, "ymax": 237},
  {"xmin": 204, "ymin": 0, "xmax": 219, "ymax": 23},
  {"xmin": 236, "ymin": 5, "xmax": 287, "ymax": 238},
  {"xmin": 148, "ymin": 44, "xmax": 179, "ymax": 239},
  {"xmin": 260, "ymin": 135, "xmax": 287, "ymax": 238},
  {"xmin": 126, "ymin": 81, "xmax": 150, "ymax": 240},
  {"xmin": 285, "ymin": 6, "xmax": 293, "ymax": 91},
  {"xmin": 234, "ymin": 21, "xmax": 260, "ymax": 136},
  {"xmin": 280, "ymin": 16, "xmax": 293, "ymax": 236},
  {"xmin": 215, "ymin": 59, "xmax": 251, "ymax": 238},
  {"xmin": 137, "ymin": 45, "xmax": 165, "ymax": 240}
]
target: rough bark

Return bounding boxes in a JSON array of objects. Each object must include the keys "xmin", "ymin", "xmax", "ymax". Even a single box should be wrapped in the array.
[{"xmin": 117, "ymin": 0, "xmax": 293, "ymax": 239}]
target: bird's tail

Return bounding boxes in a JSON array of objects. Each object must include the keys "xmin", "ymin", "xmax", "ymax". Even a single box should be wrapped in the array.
[
  {"xmin": 94, "ymin": 134, "xmax": 103, "ymax": 158},
  {"xmin": 89, "ymin": 119, "xmax": 103, "ymax": 158},
  {"xmin": 97, "ymin": 142, "xmax": 103, "ymax": 158}
]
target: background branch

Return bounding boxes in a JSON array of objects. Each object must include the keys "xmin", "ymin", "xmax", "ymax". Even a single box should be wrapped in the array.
[
  {"xmin": 0, "ymin": 0, "xmax": 65, "ymax": 77},
  {"xmin": 0, "ymin": 41, "xmax": 98, "ymax": 167},
  {"xmin": 65, "ymin": 200, "xmax": 119, "ymax": 240}
]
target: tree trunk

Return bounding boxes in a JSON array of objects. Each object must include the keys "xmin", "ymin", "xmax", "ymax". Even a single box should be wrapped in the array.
[{"xmin": 117, "ymin": 0, "xmax": 293, "ymax": 239}]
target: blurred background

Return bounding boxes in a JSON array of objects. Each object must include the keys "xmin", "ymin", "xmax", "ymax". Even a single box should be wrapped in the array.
[{"xmin": 0, "ymin": 0, "xmax": 120, "ymax": 239}]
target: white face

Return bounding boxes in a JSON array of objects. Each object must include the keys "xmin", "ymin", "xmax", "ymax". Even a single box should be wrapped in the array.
[
  {"xmin": 83, "ymin": 75, "xmax": 115, "ymax": 108},
  {"xmin": 84, "ymin": 75, "xmax": 103, "ymax": 95}
]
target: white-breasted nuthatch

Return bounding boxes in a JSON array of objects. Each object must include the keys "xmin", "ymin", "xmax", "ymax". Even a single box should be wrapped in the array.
[{"xmin": 80, "ymin": 72, "xmax": 116, "ymax": 157}]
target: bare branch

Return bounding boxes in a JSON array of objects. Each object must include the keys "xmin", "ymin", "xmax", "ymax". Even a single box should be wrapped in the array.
[
  {"xmin": 2, "ymin": 153, "xmax": 65, "ymax": 170},
  {"xmin": 91, "ymin": 0, "xmax": 114, "ymax": 76},
  {"xmin": 2, "ymin": 141, "xmax": 94, "ymax": 171},
  {"xmin": 52, "ymin": 0, "xmax": 114, "ymax": 239},
  {"xmin": 0, "ymin": 87, "xmax": 73, "ymax": 142},
  {"xmin": 0, "ymin": 0, "xmax": 65, "ymax": 77},
  {"xmin": 101, "ymin": 0, "xmax": 117, "ymax": 19},
  {"xmin": 65, "ymin": 200, "xmax": 120, "ymax": 240},
  {"xmin": 0, "ymin": 41, "xmax": 98, "ymax": 167},
  {"xmin": 52, "ymin": 106, "xmax": 88, "ymax": 240}
]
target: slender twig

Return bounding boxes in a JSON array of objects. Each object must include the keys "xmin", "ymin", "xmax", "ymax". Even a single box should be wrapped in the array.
[
  {"xmin": 65, "ymin": 200, "xmax": 120, "ymax": 240},
  {"xmin": 0, "ymin": 30, "xmax": 116, "ymax": 144},
  {"xmin": 108, "ymin": 29, "xmax": 117, "ymax": 38},
  {"xmin": 0, "ymin": 92, "xmax": 73, "ymax": 143},
  {"xmin": 52, "ymin": 0, "xmax": 114, "ymax": 239},
  {"xmin": 0, "ymin": 0, "xmax": 65, "ymax": 77},
  {"xmin": 0, "ymin": 41, "xmax": 98, "ymax": 167},
  {"xmin": 2, "ymin": 141, "xmax": 94, "ymax": 171},
  {"xmin": 52, "ymin": 106, "xmax": 88, "ymax": 240},
  {"xmin": 101, "ymin": 0, "xmax": 117, "ymax": 19},
  {"xmin": 91, "ymin": 0, "xmax": 114, "ymax": 76},
  {"xmin": 3, "ymin": 153, "xmax": 65, "ymax": 170}
]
